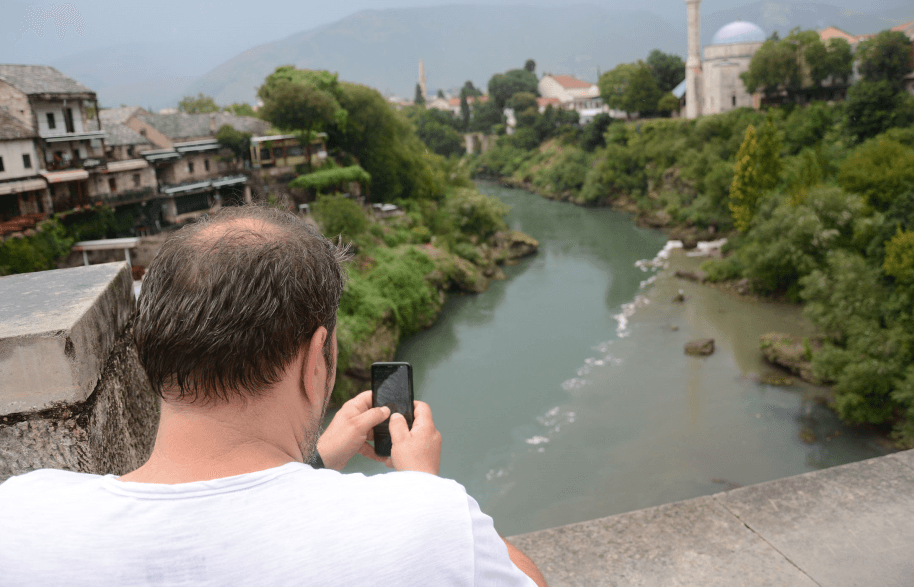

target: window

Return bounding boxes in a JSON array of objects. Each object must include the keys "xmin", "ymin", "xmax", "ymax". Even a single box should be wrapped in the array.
[
  {"xmin": 22, "ymin": 154, "xmax": 31, "ymax": 169},
  {"xmin": 64, "ymin": 108, "xmax": 75, "ymax": 133},
  {"xmin": 732, "ymin": 96, "xmax": 737, "ymax": 106},
  {"xmin": 204, "ymin": 158, "xmax": 210, "ymax": 172},
  {"xmin": 108, "ymin": 178, "xmax": 117, "ymax": 192},
  {"xmin": 188, "ymin": 161, "xmax": 195, "ymax": 174},
  {"xmin": 46, "ymin": 112, "xmax": 56, "ymax": 129},
  {"xmin": 0, "ymin": 156, "xmax": 4, "ymax": 172},
  {"xmin": 132, "ymin": 173, "xmax": 140, "ymax": 187}
]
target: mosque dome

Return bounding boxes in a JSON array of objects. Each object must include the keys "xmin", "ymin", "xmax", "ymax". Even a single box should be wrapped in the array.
[{"xmin": 711, "ymin": 21, "xmax": 766, "ymax": 45}]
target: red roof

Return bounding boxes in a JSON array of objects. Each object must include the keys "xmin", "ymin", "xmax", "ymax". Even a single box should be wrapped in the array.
[
  {"xmin": 551, "ymin": 75, "xmax": 593, "ymax": 89},
  {"xmin": 537, "ymin": 97, "xmax": 561, "ymax": 107},
  {"xmin": 0, "ymin": 213, "xmax": 46, "ymax": 238},
  {"xmin": 446, "ymin": 95, "xmax": 489, "ymax": 106}
]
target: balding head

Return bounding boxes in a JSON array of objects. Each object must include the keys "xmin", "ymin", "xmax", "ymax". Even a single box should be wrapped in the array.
[{"xmin": 135, "ymin": 204, "xmax": 350, "ymax": 404}]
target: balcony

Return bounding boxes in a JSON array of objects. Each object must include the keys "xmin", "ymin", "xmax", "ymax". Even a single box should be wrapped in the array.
[
  {"xmin": 40, "ymin": 130, "xmax": 106, "ymax": 144},
  {"xmin": 102, "ymin": 186, "xmax": 156, "ymax": 206},
  {"xmin": 45, "ymin": 156, "xmax": 107, "ymax": 172}
]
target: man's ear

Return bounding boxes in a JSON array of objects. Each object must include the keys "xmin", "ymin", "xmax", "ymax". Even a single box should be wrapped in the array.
[{"xmin": 302, "ymin": 326, "xmax": 328, "ymax": 406}]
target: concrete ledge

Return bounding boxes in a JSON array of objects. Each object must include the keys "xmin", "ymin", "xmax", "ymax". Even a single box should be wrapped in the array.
[
  {"xmin": 508, "ymin": 450, "xmax": 914, "ymax": 586},
  {"xmin": 0, "ymin": 263, "xmax": 157, "ymax": 481},
  {"xmin": 0, "ymin": 262, "xmax": 134, "ymax": 416}
]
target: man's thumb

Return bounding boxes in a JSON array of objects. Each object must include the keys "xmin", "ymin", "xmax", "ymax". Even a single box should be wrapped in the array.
[{"xmin": 388, "ymin": 412, "xmax": 407, "ymax": 440}]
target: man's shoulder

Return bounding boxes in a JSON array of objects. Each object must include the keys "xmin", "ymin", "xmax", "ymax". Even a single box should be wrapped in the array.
[
  {"xmin": 1, "ymin": 469, "xmax": 100, "ymax": 492},
  {"xmin": 317, "ymin": 469, "xmax": 470, "ymax": 504}
]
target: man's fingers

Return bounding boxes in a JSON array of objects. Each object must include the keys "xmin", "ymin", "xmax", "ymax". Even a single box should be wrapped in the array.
[
  {"xmin": 411, "ymin": 401, "xmax": 435, "ymax": 430},
  {"xmin": 343, "ymin": 390, "xmax": 374, "ymax": 414},
  {"xmin": 388, "ymin": 412, "xmax": 408, "ymax": 441},
  {"xmin": 352, "ymin": 405, "xmax": 390, "ymax": 432},
  {"xmin": 358, "ymin": 443, "xmax": 393, "ymax": 467}
]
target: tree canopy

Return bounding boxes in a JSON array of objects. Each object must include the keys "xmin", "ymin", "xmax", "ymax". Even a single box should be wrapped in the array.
[
  {"xmin": 178, "ymin": 93, "xmax": 219, "ymax": 114},
  {"xmin": 599, "ymin": 61, "xmax": 661, "ymax": 117},
  {"xmin": 646, "ymin": 49, "xmax": 685, "ymax": 94},
  {"xmin": 857, "ymin": 30, "xmax": 914, "ymax": 89},
  {"xmin": 488, "ymin": 68, "xmax": 538, "ymax": 109}
]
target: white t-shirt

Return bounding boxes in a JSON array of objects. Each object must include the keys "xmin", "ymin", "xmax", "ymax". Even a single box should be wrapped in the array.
[{"xmin": 0, "ymin": 463, "xmax": 536, "ymax": 586}]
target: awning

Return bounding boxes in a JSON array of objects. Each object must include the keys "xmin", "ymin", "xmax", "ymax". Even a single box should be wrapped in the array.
[
  {"xmin": 41, "ymin": 130, "xmax": 106, "ymax": 143},
  {"xmin": 163, "ymin": 180, "xmax": 212, "ymax": 195},
  {"xmin": 174, "ymin": 139, "xmax": 220, "ymax": 153},
  {"xmin": 72, "ymin": 237, "xmax": 141, "ymax": 251},
  {"xmin": 40, "ymin": 169, "xmax": 89, "ymax": 183},
  {"xmin": 104, "ymin": 159, "xmax": 149, "ymax": 173},
  {"xmin": 0, "ymin": 178, "xmax": 48, "ymax": 196},
  {"xmin": 211, "ymin": 175, "xmax": 247, "ymax": 188},
  {"xmin": 141, "ymin": 149, "xmax": 180, "ymax": 162}
]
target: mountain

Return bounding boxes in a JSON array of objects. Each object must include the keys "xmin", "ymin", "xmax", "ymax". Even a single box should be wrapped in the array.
[
  {"xmin": 182, "ymin": 5, "xmax": 684, "ymax": 105},
  {"xmin": 183, "ymin": 2, "xmax": 913, "ymax": 106}
]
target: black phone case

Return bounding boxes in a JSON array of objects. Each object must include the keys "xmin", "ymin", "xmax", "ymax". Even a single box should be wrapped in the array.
[{"xmin": 371, "ymin": 362, "xmax": 414, "ymax": 457}]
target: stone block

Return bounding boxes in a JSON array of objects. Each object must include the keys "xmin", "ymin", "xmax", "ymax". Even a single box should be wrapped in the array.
[
  {"xmin": 0, "ymin": 263, "xmax": 134, "ymax": 415},
  {"xmin": 716, "ymin": 450, "xmax": 914, "ymax": 587},
  {"xmin": 0, "ymin": 262, "xmax": 158, "ymax": 481},
  {"xmin": 509, "ymin": 495, "xmax": 818, "ymax": 587}
]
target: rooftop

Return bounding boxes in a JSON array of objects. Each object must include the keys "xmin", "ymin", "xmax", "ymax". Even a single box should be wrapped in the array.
[
  {"xmin": 550, "ymin": 75, "xmax": 594, "ymax": 89},
  {"xmin": 136, "ymin": 112, "xmax": 269, "ymax": 140},
  {"xmin": 0, "ymin": 110, "xmax": 37, "ymax": 140},
  {"xmin": 710, "ymin": 21, "xmax": 766, "ymax": 45},
  {"xmin": 102, "ymin": 122, "xmax": 152, "ymax": 147},
  {"xmin": 0, "ymin": 64, "xmax": 95, "ymax": 97},
  {"xmin": 98, "ymin": 107, "xmax": 147, "ymax": 127}
]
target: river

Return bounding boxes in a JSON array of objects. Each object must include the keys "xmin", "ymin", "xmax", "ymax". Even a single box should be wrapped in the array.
[{"xmin": 337, "ymin": 182, "xmax": 895, "ymax": 536}]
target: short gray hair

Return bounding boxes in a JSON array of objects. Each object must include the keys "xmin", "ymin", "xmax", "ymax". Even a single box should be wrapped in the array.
[{"xmin": 135, "ymin": 204, "xmax": 350, "ymax": 403}]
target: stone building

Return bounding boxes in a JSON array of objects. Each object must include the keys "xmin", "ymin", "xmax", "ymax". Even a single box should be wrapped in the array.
[
  {"xmin": 0, "ymin": 65, "xmax": 106, "ymax": 212},
  {"xmin": 0, "ymin": 109, "xmax": 49, "ymax": 235}
]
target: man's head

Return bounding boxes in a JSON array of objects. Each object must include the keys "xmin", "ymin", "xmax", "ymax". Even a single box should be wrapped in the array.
[{"xmin": 135, "ymin": 205, "xmax": 349, "ymax": 407}]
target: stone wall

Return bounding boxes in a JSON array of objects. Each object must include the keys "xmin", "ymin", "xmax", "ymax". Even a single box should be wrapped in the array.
[{"xmin": 0, "ymin": 262, "xmax": 158, "ymax": 482}]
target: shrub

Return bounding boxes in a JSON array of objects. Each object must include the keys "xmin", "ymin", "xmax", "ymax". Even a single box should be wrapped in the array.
[
  {"xmin": 445, "ymin": 188, "xmax": 508, "ymax": 239},
  {"xmin": 838, "ymin": 136, "xmax": 914, "ymax": 210},
  {"xmin": 312, "ymin": 194, "xmax": 369, "ymax": 240}
]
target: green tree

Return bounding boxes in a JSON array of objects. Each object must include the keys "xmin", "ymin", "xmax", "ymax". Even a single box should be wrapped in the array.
[
  {"xmin": 599, "ymin": 61, "xmax": 661, "ymax": 118},
  {"xmin": 488, "ymin": 68, "xmax": 538, "ymax": 109},
  {"xmin": 258, "ymin": 66, "xmax": 346, "ymax": 171},
  {"xmin": 459, "ymin": 81, "xmax": 483, "ymax": 129},
  {"xmin": 884, "ymin": 228, "xmax": 914, "ymax": 282},
  {"xmin": 178, "ymin": 93, "xmax": 219, "ymax": 114},
  {"xmin": 469, "ymin": 99, "xmax": 504, "ymax": 133},
  {"xmin": 646, "ymin": 49, "xmax": 685, "ymax": 93},
  {"xmin": 805, "ymin": 38, "xmax": 853, "ymax": 87},
  {"xmin": 838, "ymin": 136, "xmax": 914, "ymax": 210},
  {"xmin": 223, "ymin": 102, "xmax": 256, "ymax": 117},
  {"xmin": 331, "ymin": 81, "xmax": 445, "ymax": 200},
  {"xmin": 215, "ymin": 124, "xmax": 252, "ymax": 162},
  {"xmin": 405, "ymin": 107, "xmax": 464, "ymax": 157},
  {"xmin": 414, "ymin": 83, "xmax": 426, "ymax": 105},
  {"xmin": 729, "ymin": 117, "xmax": 782, "ymax": 231},
  {"xmin": 857, "ymin": 30, "xmax": 914, "ymax": 89},
  {"xmin": 508, "ymin": 92, "xmax": 539, "ymax": 128},
  {"xmin": 524, "ymin": 59, "xmax": 536, "ymax": 73},
  {"xmin": 312, "ymin": 194, "xmax": 368, "ymax": 242},
  {"xmin": 657, "ymin": 92, "xmax": 680, "ymax": 116},
  {"xmin": 741, "ymin": 38, "xmax": 798, "ymax": 98},
  {"xmin": 844, "ymin": 80, "xmax": 914, "ymax": 141}
]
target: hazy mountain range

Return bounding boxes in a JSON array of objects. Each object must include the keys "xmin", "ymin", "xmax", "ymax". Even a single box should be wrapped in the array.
[{"xmin": 48, "ymin": 1, "xmax": 914, "ymax": 109}]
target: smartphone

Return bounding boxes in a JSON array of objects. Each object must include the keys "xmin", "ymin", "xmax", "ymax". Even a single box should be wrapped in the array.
[{"xmin": 371, "ymin": 362, "xmax": 414, "ymax": 457}]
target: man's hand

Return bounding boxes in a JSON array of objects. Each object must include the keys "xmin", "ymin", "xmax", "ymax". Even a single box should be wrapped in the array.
[
  {"xmin": 389, "ymin": 401, "xmax": 441, "ymax": 475},
  {"xmin": 316, "ymin": 390, "xmax": 391, "ymax": 470}
]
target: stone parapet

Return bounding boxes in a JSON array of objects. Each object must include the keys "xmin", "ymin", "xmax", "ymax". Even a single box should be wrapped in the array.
[
  {"xmin": 0, "ymin": 263, "xmax": 157, "ymax": 481},
  {"xmin": 509, "ymin": 449, "xmax": 914, "ymax": 586}
]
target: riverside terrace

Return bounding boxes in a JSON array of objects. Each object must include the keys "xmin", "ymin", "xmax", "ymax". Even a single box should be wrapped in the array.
[{"xmin": 1, "ymin": 263, "xmax": 912, "ymax": 586}]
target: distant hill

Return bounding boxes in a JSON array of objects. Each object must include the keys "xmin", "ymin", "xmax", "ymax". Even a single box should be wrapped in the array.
[
  {"xmin": 46, "ymin": 2, "xmax": 912, "ymax": 109},
  {"xmin": 183, "ymin": 2, "xmax": 913, "ymax": 106}
]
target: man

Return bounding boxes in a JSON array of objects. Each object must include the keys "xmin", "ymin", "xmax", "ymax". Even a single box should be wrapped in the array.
[{"xmin": 0, "ymin": 205, "xmax": 547, "ymax": 586}]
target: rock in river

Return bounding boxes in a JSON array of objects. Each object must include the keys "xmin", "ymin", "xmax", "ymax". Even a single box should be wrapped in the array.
[{"xmin": 685, "ymin": 338, "xmax": 715, "ymax": 356}]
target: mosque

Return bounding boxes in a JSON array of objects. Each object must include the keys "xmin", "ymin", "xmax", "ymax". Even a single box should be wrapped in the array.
[{"xmin": 679, "ymin": 0, "xmax": 766, "ymax": 119}]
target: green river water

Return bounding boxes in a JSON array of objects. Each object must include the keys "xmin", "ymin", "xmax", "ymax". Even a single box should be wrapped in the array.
[{"xmin": 337, "ymin": 182, "xmax": 895, "ymax": 536}]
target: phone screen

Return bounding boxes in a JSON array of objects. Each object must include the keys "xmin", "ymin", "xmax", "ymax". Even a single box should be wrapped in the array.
[{"xmin": 371, "ymin": 362, "xmax": 414, "ymax": 457}]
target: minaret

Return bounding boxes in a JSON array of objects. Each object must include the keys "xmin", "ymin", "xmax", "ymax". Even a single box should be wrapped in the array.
[
  {"xmin": 685, "ymin": 0, "xmax": 701, "ymax": 119},
  {"xmin": 418, "ymin": 59, "xmax": 427, "ymax": 101}
]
